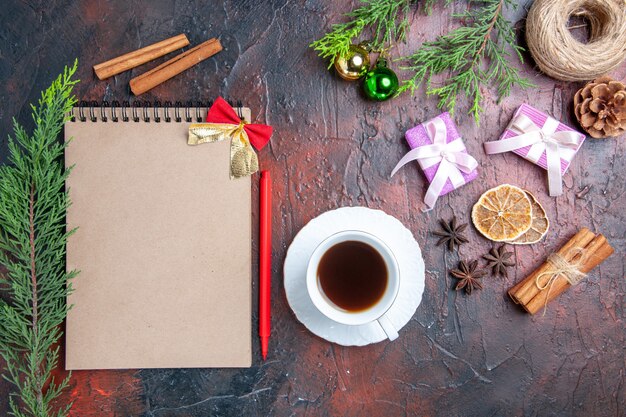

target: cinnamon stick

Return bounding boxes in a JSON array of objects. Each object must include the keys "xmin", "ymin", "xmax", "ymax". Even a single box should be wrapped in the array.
[
  {"xmin": 93, "ymin": 34, "xmax": 190, "ymax": 80},
  {"xmin": 508, "ymin": 228, "xmax": 614, "ymax": 315},
  {"xmin": 130, "ymin": 38, "xmax": 223, "ymax": 95},
  {"xmin": 508, "ymin": 228, "xmax": 595, "ymax": 306}
]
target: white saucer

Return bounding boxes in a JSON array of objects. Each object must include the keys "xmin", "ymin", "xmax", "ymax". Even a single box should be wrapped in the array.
[{"xmin": 283, "ymin": 207, "xmax": 425, "ymax": 346}]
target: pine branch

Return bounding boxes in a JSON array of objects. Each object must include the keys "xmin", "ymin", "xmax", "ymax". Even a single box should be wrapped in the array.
[
  {"xmin": 310, "ymin": 0, "xmax": 415, "ymax": 67},
  {"xmin": 310, "ymin": 0, "xmax": 457, "ymax": 67},
  {"xmin": 398, "ymin": 0, "xmax": 533, "ymax": 123},
  {"xmin": 0, "ymin": 61, "xmax": 79, "ymax": 417}
]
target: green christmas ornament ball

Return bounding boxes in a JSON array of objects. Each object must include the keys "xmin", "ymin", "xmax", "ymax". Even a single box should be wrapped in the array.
[{"xmin": 362, "ymin": 58, "xmax": 399, "ymax": 101}]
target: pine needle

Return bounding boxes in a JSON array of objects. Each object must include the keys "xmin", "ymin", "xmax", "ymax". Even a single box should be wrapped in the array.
[
  {"xmin": 0, "ymin": 61, "xmax": 79, "ymax": 417},
  {"xmin": 398, "ymin": 0, "xmax": 533, "ymax": 123}
]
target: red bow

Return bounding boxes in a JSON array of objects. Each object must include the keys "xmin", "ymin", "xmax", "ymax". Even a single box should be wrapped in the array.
[{"xmin": 206, "ymin": 97, "xmax": 272, "ymax": 150}]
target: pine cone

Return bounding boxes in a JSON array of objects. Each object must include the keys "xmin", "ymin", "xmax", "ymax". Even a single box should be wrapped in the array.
[{"xmin": 574, "ymin": 76, "xmax": 626, "ymax": 139}]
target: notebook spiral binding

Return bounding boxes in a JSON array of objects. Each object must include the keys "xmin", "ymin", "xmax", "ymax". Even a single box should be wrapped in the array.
[{"xmin": 72, "ymin": 100, "xmax": 244, "ymax": 123}]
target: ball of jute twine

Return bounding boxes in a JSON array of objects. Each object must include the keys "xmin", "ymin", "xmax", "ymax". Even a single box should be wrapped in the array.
[{"xmin": 526, "ymin": 0, "xmax": 626, "ymax": 82}]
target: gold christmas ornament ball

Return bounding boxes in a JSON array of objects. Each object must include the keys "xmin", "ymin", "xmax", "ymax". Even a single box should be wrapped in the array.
[{"xmin": 334, "ymin": 44, "xmax": 370, "ymax": 81}]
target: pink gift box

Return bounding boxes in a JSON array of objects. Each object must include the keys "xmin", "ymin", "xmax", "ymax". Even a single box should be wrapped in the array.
[
  {"xmin": 405, "ymin": 112, "xmax": 478, "ymax": 196},
  {"xmin": 500, "ymin": 104, "xmax": 586, "ymax": 174}
]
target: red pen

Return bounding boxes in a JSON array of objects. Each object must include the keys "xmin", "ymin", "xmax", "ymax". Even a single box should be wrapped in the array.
[{"xmin": 259, "ymin": 171, "xmax": 272, "ymax": 360}]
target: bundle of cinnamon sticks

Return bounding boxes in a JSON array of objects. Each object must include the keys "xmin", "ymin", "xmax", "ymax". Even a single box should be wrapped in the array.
[{"xmin": 508, "ymin": 228, "xmax": 614, "ymax": 315}]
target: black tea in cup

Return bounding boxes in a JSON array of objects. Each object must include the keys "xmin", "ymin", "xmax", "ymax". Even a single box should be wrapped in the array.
[{"xmin": 317, "ymin": 241, "xmax": 388, "ymax": 312}]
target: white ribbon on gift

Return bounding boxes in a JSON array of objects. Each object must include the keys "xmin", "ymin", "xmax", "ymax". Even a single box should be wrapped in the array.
[
  {"xmin": 484, "ymin": 114, "xmax": 583, "ymax": 197},
  {"xmin": 391, "ymin": 117, "xmax": 478, "ymax": 211}
]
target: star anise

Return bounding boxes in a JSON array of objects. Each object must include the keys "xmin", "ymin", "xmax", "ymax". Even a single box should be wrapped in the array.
[
  {"xmin": 483, "ymin": 245, "xmax": 515, "ymax": 278},
  {"xmin": 432, "ymin": 216, "xmax": 469, "ymax": 251},
  {"xmin": 450, "ymin": 260, "xmax": 486, "ymax": 295}
]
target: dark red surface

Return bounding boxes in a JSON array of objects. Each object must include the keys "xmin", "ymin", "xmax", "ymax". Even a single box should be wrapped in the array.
[{"xmin": 0, "ymin": 1, "xmax": 624, "ymax": 416}]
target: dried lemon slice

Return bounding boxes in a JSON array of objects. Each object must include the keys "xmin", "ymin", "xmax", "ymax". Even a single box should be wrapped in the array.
[
  {"xmin": 508, "ymin": 190, "xmax": 549, "ymax": 244},
  {"xmin": 471, "ymin": 184, "xmax": 532, "ymax": 242}
]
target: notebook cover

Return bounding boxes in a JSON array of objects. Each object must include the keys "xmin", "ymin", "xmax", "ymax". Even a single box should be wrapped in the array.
[{"xmin": 64, "ymin": 107, "xmax": 252, "ymax": 369}]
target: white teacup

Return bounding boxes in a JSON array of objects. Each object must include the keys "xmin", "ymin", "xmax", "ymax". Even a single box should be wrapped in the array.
[{"xmin": 306, "ymin": 230, "xmax": 400, "ymax": 341}]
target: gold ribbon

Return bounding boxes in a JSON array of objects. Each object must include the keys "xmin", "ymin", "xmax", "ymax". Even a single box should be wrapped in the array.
[
  {"xmin": 188, "ymin": 121, "xmax": 259, "ymax": 179},
  {"xmin": 534, "ymin": 249, "xmax": 587, "ymax": 315}
]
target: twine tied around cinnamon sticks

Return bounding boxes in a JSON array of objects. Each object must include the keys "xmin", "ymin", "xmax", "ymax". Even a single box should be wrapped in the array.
[
  {"xmin": 508, "ymin": 228, "xmax": 614, "ymax": 315},
  {"xmin": 534, "ymin": 251, "xmax": 588, "ymax": 315}
]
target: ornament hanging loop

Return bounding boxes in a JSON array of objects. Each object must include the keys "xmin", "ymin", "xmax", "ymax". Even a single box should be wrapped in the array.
[{"xmin": 357, "ymin": 40, "xmax": 375, "ymax": 52}]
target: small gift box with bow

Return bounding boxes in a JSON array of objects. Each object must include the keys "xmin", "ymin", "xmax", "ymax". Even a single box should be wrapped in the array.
[
  {"xmin": 391, "ymin": 112, "xmax": 478, "ymax": 211},
  {"xmin": 484, "ymin": 104, "xmax": 586, "ymax": 196},
  {"xmin": 188, "ymin": 97, "xmax": 272, "ymax": 178}
]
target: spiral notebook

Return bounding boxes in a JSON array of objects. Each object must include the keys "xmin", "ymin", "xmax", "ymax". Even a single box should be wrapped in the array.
[{"xmin": 65, "ymin": 102, "xmax": 252, "ymax": 370}]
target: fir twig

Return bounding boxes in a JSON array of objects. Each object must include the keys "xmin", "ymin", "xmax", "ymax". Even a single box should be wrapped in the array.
[
  {"xmin": 398, "ymin": 0, "xmax": 533, "ymax": 123},
  {"xmin": 0, "ymin": 61, "xmax": 79, "ymax": 417},
  {"xmin": 310, "ymin": 0, "xmax": 415, "ymax": 67}
]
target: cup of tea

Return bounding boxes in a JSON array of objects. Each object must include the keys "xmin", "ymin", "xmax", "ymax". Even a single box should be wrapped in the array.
[{"xmin": 306, "ymin": 230, "xmax": 400, "ymax": 340}]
